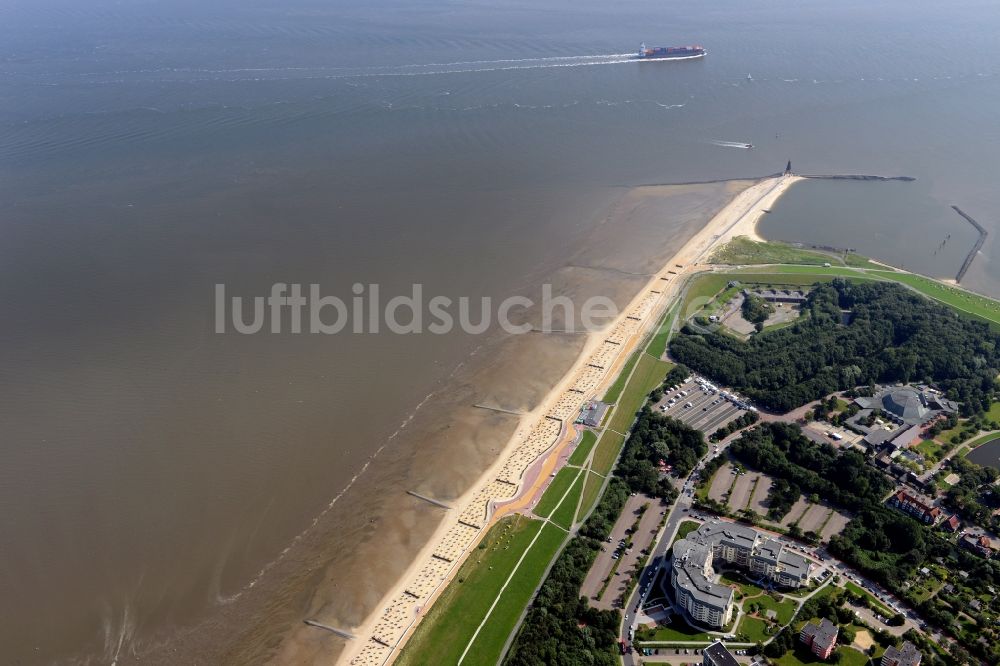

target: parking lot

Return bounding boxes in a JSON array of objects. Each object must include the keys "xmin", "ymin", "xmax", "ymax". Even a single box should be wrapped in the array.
[
  {"xmin": 582, "ymin": 493, "xmax": 666, "ymax": 611},
  {"xmin": 653, "ymin": 378, "xmax": 748, "ymax": 435}
]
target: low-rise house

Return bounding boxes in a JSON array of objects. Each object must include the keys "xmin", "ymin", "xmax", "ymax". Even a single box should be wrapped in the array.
[
  {"xmin": 941, "ymin": 515, "xmax": 961, "ymax": 532},
  {"xmin": 881, "ymin": 640, "xmax": 922, "ymax": 666},
  {"xmin": 800, "ymin": 618, "xmax": 838, "ymax": 659},
  {"xmin": 961, "ymin": 531, "xmax": 994, "ymax": 558}
]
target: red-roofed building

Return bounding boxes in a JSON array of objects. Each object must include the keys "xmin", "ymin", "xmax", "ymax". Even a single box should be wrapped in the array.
[
  {"xmin": 800, "ymin": 618, "xmax": 838, "ymax": 660},
  {"xmin": 941, "ymin": 515, "xmax": 961, "ymax": 532},
  {"xmin": 888, "ymin": 490, "xmax": 941, "ymax": 525}
]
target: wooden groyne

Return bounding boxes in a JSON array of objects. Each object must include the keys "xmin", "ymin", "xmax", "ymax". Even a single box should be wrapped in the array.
[
  {"xmin": 406, "ymin": 490, "xmax": 452, "ymax": 510},
  {"xmin": 303, "ymin": 619, "xmax": 355, "ymax": 640},
  {"xmin": 953, "ymin": 205, "xmax": 988, "ymax": 284}
]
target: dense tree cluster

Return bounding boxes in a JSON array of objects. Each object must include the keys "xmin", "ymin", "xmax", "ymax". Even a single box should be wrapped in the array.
[
  {"xmin": 727, "ymin": 422, "xmax": 893, "ymax": 511},
  {"xmin": 616, "ymin": 408, "xmax": 706, "ymax": 495},
  {"xmin": 941, "ymin": 456, "xmax": 1000, "ymax": 531},
  {"xmin": 741, "ymin": 292, "xmax": 773, "ymax": 327},
  {"xmin": 765, "ymin": 478, "xmax": 800, "ymax": 521},
  {"xmin": 669, "ymin": 280, "xmax": 1000, "ymax": 414},
  {"xmin": 709, "ymin": 411, "xmax": 759, "ymax": 442}
]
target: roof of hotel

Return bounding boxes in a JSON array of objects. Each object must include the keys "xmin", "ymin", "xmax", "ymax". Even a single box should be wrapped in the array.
[
  {"xmin": 672, "ymin": 538, "xmax": 735, "ymax": 610},
  {"xmin": 698, "ymin": 521, "xmax": 759, "ymax": 550},
  {"xmin": 778, "ymin": 549, "xmax": 811, "ymax": 578},
  {"xmin": 703, "ymin": 640, "xmax": 740, "ymax": 666}
]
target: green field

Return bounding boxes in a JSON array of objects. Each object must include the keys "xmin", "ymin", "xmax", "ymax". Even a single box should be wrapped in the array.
[
  {"xmin": 567, "ymin": 430, "xmax": 598, "ymax": 466},
  {"xmin": 640, "ymin": 620, "xmax": 714, "ymax": 643},
  {"xmin": 592, "ymin": 354, "xmax": 672, "ymax": 475},
  {"xmin": 591, "ymin": 430, "xmax": 627, "ymax": 478},
  {"xmin": 605, "ymin": 354, "xmax": 673, "ymax": 435},
  {"xmin": 647, "ymin": 302, "xmax": 680, "ymax": 359},
  {"xmin": 450, "ymin": 522, "xmax": 567, "ymax": 666},
  {"xmin": 397, "ymin": 515, "xmax": 560, "ymax": 666},
  {"xmin": 720, "ymin": 571, "xmax": 765, "ymax": 599},
  {"xmin": 751, "ymin": 593, "xmax": 798, "ymax": 624},
  {"xmin": 577, "ymin": 471, "xmax": 605, "ymax": 522},
  {"xmin": 776, "ymin": 645, "xmax": 871, "ymax": 666},
  {"xmin": 915, "ymin": 439, "xmax": 944, "ymax": 461},
  {"xmin": 550, "ymin": 471, "xmax": 585, "ymax": 530},
  {"xmin": 727, "ymin": 265, "xmax": 1000, "ymax": 326},
  {"xmin": 533, "ymin": 468, "xmax": 580, "ymax": 519},
  {"xmin": 673, "ymin": 519, "xmax": 700, "ymax": 545},
  {"xmin": 602, "ymin": 350, "xmax": 640, "ymax": 403},
  {"xmin": 737, "ymin": 615, "xmax": 771, "ymax": 642}
]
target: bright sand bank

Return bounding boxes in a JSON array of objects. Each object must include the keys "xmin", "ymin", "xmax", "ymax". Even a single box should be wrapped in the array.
[{"xmin": 340, "ymin": 174, "xmax": 800, "ymax": 665}]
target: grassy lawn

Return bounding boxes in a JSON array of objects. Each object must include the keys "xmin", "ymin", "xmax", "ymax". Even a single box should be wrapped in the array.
[
  {"xmin": 605, "ymin": 354, "xmax": 673, "ymax": 435},
  {"xmin": 647, "ymin": 303, "xmax": 680, "ymax": 359},
  {"xmin": 776, "ymin": 644, "xmax": 871, "ymax": 666},
  {"xmin": 577, "ymin": 471, "xmax": 605, "ymax": 522},
  {"xmin": 680, "ymin": 274, "xmax": 733, "ymax": 318},
  {"xmin": 642, "ymin": 621, "xmax": 714, "ymax": 643},
  {"xmin": 737, "ymin": 615, "xmax": 772, "ymax": 642},
  {"xmin": 593, "ymin": 354, "xmax": 672, "ymax": 475},
  {"xmin": 448, "ymin": 522, "xmax": 567, "ymax": 666},
  {"xmin": 720, "ymin": 571, "xmax": 764, "ymax": 599},
  {"xmin": 673, "ymin": 520, "xmax": 701, "ymax": 545},
  {"xmin": 750, "ymin": 593, "xmax": 798, "ymax": 624},
  {"xmin": 844, "ymin": 581, "xmax": 894, "ymax": 617},
  {"xmin": 567, "ymin": 430, "xmax": 598, "ymax": 466},
  {"xmin": 397, "ymin": 515, "xmax": 554, "ymax": 666},
  {"xmin": 533, "ymin": 468, "xmax": 580, "ymax": 519},
  {"xmin": 592, "ymin": 430, "xmax": 626, "ymax": 478},
  {"xmin": 915, "ymin": 439, "xmax": 943, "ymax": 460},
  {"xmin": 711, "ymin": 237, "xmax": 847, "ymax": 267},
  {"xmin": 602, "ymin": 351, "xmax": 640, "ymax": 403},
  {"xmin": 550, "ymin": 471, "xmax": 585, "ymax": 530},
  {"xmin": 964, "ymin": 430, "xmax": 1000, "ymax": 451}
]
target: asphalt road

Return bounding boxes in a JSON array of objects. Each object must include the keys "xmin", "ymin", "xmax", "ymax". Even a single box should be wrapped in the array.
[{"xmin": 616, "ymin": 435, "xmax": 931, "ymax": 665}]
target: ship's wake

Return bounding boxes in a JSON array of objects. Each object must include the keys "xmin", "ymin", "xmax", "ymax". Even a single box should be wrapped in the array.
[{"xmin": 709, "ymin": 140, "xmax": 753, "ymax": 149}]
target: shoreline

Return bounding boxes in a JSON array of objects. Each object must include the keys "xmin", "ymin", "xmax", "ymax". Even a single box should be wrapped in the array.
[{"xmin": 340, "ymin": 174, "xmax": 801, "ymax": 666}]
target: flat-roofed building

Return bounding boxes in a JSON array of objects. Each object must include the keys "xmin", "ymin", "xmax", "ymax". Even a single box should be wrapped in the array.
[
  {"xmin": 881, "ymin": 640, "xmax": 922, "ymax": 666},
  {"xmin": 800, "ymin": 618, "xmax": 838, "ymax": 659},
  {"xmin": 670, "ymin": 522, "xmax": 812, "ymax": 628},
  {"xmin": 671, "ymin": 538, "xmax": 735, "ymax": 628},
  {"xmin": 703, "ymin": 640, "xmax": 740, "ymax": 666}
]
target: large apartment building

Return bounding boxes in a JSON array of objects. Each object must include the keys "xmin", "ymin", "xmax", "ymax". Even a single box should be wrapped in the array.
[
  {"xmin": 887, "ymin": 490, "xmax": 941, "ymax": 525},
  {"xmin": 800, "ymin": 618, "xmax": 839, "ymax": 659},
  {"xmin": 881, "ymin": 641, "xmax": 922, "ymax": 666},
  {"xmin": 671, "ymin": 522, "xmax": 812, "ymax": 628}
]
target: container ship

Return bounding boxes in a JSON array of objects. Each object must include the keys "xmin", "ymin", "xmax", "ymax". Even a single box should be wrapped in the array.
[{"xmin": 634, "ymin": 43, "xmax": 705, "ymax": 60}]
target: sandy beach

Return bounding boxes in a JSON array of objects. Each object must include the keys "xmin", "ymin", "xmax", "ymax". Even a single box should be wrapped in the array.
[{"xmin": 338, "ymin": 174, "xmax": 800, "ymax": 665}]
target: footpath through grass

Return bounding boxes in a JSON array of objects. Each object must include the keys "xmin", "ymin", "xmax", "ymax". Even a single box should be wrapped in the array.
[
  {"xmin": 602, "ymin": 351, "xmax": 640, "ymax": 403},
  {"xmin": 550, "ymin": 471, "xmax": 585, "ymax": 530},
  {"xmin": 396, "ymin": 515, "xmax": 555, "ymax": 666},
  {"xmin": 456, "ymin": 521, "xmax": 566, "ymax": 665},
  {"xmin": 592, "ymin": 354, "xmax": 672, "ymax": 475},
  {"xmin": 533, "ymin": 467, "xmax": 579, "ymax": 519}
]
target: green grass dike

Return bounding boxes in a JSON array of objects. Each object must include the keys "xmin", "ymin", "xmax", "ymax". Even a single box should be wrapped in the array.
[{"xmin": 396, "ymin": 515, "xmax": 565, "ymax": 666}]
